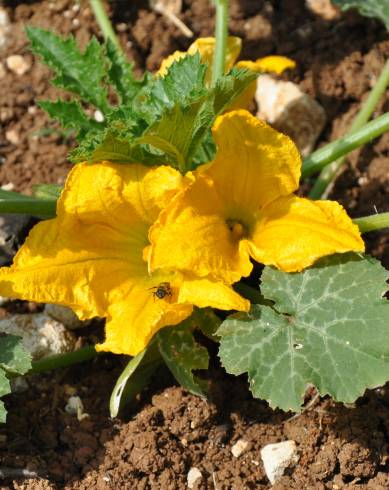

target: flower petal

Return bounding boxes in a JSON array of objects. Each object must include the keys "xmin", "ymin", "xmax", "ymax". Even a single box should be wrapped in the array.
[
  {"xmin": 178, "ymin": 275, "xmax": 250, "ymax": 312},
  {"xmin": 0, "ymin": 163, "xmax": 186, "ymax": 319},
  {"xmin": 97, "ymin": 286, "xmax": 193, "ymax": 355},
  {"xmin": 236, "ymin": 56, "xmax": 296, "ymax": 75},
  {"xmin": 208, "ymin": 110, "xmax": 301, "ymax": 209},
  {"xmin": 149, "ymin": 174, "xmax": 253, "ymax": 283},
  {"xmin": 248, "ymin": 196, "xmax": 365, "ymax": 272}
]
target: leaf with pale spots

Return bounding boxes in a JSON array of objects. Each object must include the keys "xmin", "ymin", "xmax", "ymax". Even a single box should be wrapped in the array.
[{"xmin": 218, "ymin": 253, "xmax": 389, "ymax": 412}]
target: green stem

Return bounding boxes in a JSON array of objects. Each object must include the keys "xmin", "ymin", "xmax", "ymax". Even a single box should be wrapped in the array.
[
  {"xmin": 309, "ymin": 59, "xmax": 389, "ymax": 199},
  {"xmin": 302, "ymin": 112, "xmax": 389, "ymax": 180},
  {"xmin": 354, "ymin": 212, "xmax": 389, "ymax": 233},
  {"xmin": 29, "ymin": 345, "xmax": 98, "ymax": 374},
  {"xmin": 0, "ymin": 199, "xmax": 56, "ymax": 217},
  {"xmin": 212, "ymin": 0, "xmax": 229, "ymax": 84},
  {"xmin": 89, "ymin": 0, "xmax": 123, "ymax": 54}
]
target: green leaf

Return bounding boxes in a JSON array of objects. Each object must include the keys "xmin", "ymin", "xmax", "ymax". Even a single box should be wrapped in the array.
[
  {"xmin": 218, "ymin": 253, "xmax": 389, "ymax": 412},
  {"xmin": 0, "ymin": 335, "xmax": 32, "ymax": 423},
  {"xmin": 26, "ymin": 27, "xmax": 110, "ymax": 112},
  {"xmin": 39, "ymin": 99, "xmax": 102, "ymax": 140},
  {"xmin": 157, "ymin": 311, "xmax": 210, "ymax": 396},
  {"xmin": 32, "ymin": 184, "xmax": 63, "ymax": 200},
  {"xmin": 105, "ymin": 39, "xmax": 147, "ymax": 104},
  {"xmin": 110, "ymin": 341, "xmax": 162, "ymax": 418},
  {"xmin": 332, "ymin": 0, "xmax": 389, "ymax": 29}
]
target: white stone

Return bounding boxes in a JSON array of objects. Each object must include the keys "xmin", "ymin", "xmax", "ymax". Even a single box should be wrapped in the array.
[
  {"xmin": 6, "ymin": 55, "xmax": 31, "ymax": 76},
  {"xmin": 0, "ymin": 8, "xmax": 10, "ymax": 50},
  {"xmin": 5, "ymin": 129, "xmax": 19, "ymax": 145},
  {"xmin": 187, "ymin": 467, "xmax": 202, "ymax": 488},
  {"xmin": 44, "ymin": 304, "xmax": 85, "ymax": 330},
  {"xmin": 1, "ymin": 182, "xmax": 14, "ymax": 191},
  {"xmin": 260, "ymin": 440, "xmax": 299, "ymax": 484},
  {"xmin": 305, "ymin": 0, "xmax": 340, "ymax": 21},
  {"xmin": 65, "ymin": 395, "xmax": 90, "ymax": 421},
  {"xmin": 94, "ymin": 110, "xmax": 104, "ymax": 123},
  {"xmin": 0, "ymin": 313, "xmax": 77, "ymax": 360},
  {"xmin": 256, "ymin": 74, "xmax": 326, "ymax": 156},
  {"xmin": 231, "ymin": 439, "xmax": 250, "ymax": 458}
]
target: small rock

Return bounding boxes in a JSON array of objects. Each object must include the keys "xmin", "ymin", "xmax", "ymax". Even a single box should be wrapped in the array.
[
  {"xmin": 6, "ymin": 55, "xmax": 31, "ymax": 76},
  {"xmin": 1, "ymin": 183, "xmax": 14, "ymax": 191},
  {"xmin": 94, "ymin": 110, "xmax": 104, "ymax": 123},
  {"xmin": 28, "ymin": 105, "xmax": 37, "ymax": 115},
  {"xmin": 231, "ymin": 439, "xmax": 250, "ymax": 458},
  {"xmin": 0, "ymin": 8, "xmax": 10, "ymax": 50},
  {"xmin": 0, "ymin": 313, "xmax": 77, "ymax": 360},
  {"xmin": 65, "ymin": 395, "xmax": 90, "ymax": 421},
  {"xmin": 44, "ymin": 304, "xmax": 85, "ymax": 330},
  {"xmin": 305, "ymin": 0, "xmax": 341, "ymax": 21},
  {"xmin": 5, "ymin": 129, "xmax": 20, "ymax": 145},
  {"xmin": 260, "ymin": 440, "xmax": 299, "ymax": 484},
  {"xmin": 187, "ymin": 467, "xmax": 202, "ymax": 488},
  {"xmin": 256, "ymin": 74, "xmax": 326, "ymax": 156}
]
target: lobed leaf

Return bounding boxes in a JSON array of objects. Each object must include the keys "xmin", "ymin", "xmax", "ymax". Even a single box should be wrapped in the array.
[
  {"xmin": 218, "ymin": 253, "xmax": 389, "ymax": 412},
  {"xmin": 0, "ymin": 335, "xmax": 31, "ymax": 423},
  {"xmin": 157, "ymin": 310, "xmax": 211, "ymax": 396},
  {"xmin": 332, "ymin": 0, "xmax": 389, "ymax": 29},
  {"xmin": 26, "ymin": 27, "xmax": 110, "ymax": 112}
]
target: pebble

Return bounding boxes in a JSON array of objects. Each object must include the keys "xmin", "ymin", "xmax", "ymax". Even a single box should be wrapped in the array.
[
  {"xmin": 187, "ymin": 467, "xmax": 202, "ymax": 488},
  {"xmin": 1, "ymin": 182, "xmax": 14, "ymax": 191},
  {"xmin": 0, "ymin": 313, "xmax": 77, "ymax": 360},
  {"xmin": 5, "ymin": 129, "xmax": 20, "ymax": 145},
  {"xmin": 44, "ymin": 304, "xmax": 86, "ymax": 330},
  {"xmin": 94, "ymin": 110, "xmax": 104, "ymax": 123},
  {"xmin": 65, "ymin": 395, "xmax": 90, "ymax": 421},
  {"xmin": 256, "ymin": 74, "xmax": 326, "ymax": 156},
  {"xmin": 0, "ymin": 8, "xmax": 10, "ymax": 50},
  {"xmin": 305, "ymin": 0, "xmax": 341, "ymax": 21},
  {"xmin": 260, "ymin": 440, "xmax": 299, "ymax": 484},
  {"xmin": 231, "ymin": 439, "xmax": 250, "ymax": 458},
  {"xmin": 6, "ymin": 55, "xmax": 31, "ymax": 76}
]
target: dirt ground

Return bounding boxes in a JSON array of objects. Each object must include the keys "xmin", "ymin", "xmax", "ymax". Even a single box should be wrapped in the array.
[{"xmin": 0, "ymin": 0, "xmax": 389, "ymax": 488}]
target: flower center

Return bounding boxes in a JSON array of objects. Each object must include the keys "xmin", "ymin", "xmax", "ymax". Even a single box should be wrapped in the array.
[{"xmin": 226, "ymin": 219, "xmax": 249, "ymax": 241}]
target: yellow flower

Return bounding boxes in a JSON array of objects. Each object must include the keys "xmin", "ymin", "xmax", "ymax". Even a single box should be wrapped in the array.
[
  {"xmin": 149, "ymin": 110, "xmax": 364, "ymax": 282},
  {"xmin": 157, "ymin": 37, "xmax": 295, "ymax": 108},
  {"xmin": 0, "ymin": 162, "xmax": 248, "ymax": 356}
]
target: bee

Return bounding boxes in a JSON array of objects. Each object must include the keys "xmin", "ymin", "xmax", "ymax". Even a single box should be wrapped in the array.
[{"xmin": 149, "ymin": 282, "xmax": 173, "ymax": 301}]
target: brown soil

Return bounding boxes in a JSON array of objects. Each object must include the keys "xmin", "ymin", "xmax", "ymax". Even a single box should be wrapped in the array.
[{"xmin": 0, "ymin": 0, "xmax": 389, "ymax": 489}]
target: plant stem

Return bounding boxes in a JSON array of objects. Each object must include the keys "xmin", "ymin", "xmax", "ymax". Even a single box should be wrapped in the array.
[
  {"xmin": 0, "ymin": 199, "xmax": 56, "ymax": 217},
  {"xmin": 29, "ymin": 346, "xmax": 97, "ymax": 374},
  {"xmin": 301, "ymin": 112, "xmax": 389, "ymax": 181},
  {"xmin": 309, "ymin": 59, "xmax": 389, "ymax": 199},
  {"xmin": 89, "ymin": 0, "xmax": 123, "ymax": 54},
  {"xmin": 353, "ymin": 212, "xmax": 389, "ymax": 233},
  {"xmin": 212, "ymin": 0, "xmax": 229, "ymax": 84}
]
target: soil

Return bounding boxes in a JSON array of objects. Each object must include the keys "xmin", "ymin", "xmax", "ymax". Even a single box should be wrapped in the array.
[{"xmin": 0, "ymin": 0, "xmax": 389, "ymax": 489}]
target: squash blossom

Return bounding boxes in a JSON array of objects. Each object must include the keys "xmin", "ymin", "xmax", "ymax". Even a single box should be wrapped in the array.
[
  {"xmin": 149, "ymin": 110, "xmax": 365, "ymax": 283},
  {"xmin": 0, "ymin": 163, "xmax": 248, "ymax": 355},
  {"xmin": 157, "ymin": 37, "xmax": 295, "ymax": 108}
]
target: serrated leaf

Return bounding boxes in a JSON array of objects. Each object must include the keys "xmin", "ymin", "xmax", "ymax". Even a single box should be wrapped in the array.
[
  {"xmin": 105, "ymin": 39, "xmax": 147, "ymax": 104},
  {"xmin": 133, "ymin": 53, "xmax": 207, "ymax": 124},
  {"xmin": 39, "ymin": 99, "xmax": 102, "ymax": 140},
  {"xmin": 0, "ymin": 335, "xmax": 31, "ymax": 423},
  {"xmin": 333, "ymin": 0, "xmax": 389, "ymax": 29},
  {"xmin": 110, "ymin": 341, "xmax": 162, "ymax": 417},
  {"xmin": 26, "ymin": 27, "xmax": 110, "ymax": 112},
  {"xmin": 218, "ymin": 253, "xmax": 389, "ymax": 412},
  {"xmin": 157, "ymin": 311, "xmax": 210, "ymax": 396},
  {"xmin": 32, "ymin": 184, "xmax": 63, "ymax": 200}
]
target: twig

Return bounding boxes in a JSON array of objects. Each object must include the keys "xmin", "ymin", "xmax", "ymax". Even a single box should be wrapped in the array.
[
  {"xmin": 0, "ymin": 467, "xmax": 39, "ymax": 479},
  {"xmin": 151, "ymin": 1, "xmax": 193, "ymax": 38},
  {"xmin": 284, "ymin": 392, "xmax": 321, "ymax": 423}
]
